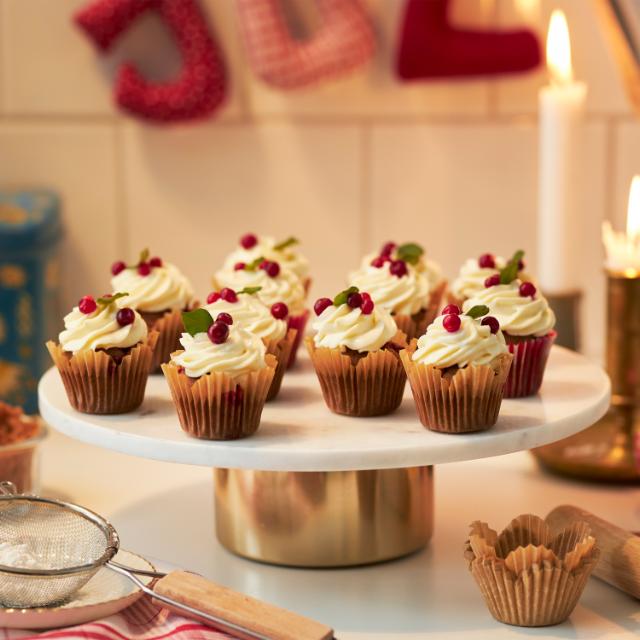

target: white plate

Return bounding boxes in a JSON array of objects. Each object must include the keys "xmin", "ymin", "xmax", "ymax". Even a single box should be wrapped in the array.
[
  {"xmin": 38, "ymin": 347, "xmax": 610, "ymax": 471},
  {"xmin": 0, "ymin": 549, "xmax": 154, "ymax": 630}
]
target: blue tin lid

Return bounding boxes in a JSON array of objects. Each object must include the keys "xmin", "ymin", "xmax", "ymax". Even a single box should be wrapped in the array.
[{"xmin": 0, "ymin": 190, "xmax": 62, "ymax": 251}]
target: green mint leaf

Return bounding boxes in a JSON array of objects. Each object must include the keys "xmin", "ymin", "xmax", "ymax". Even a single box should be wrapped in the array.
[
  {"xmin": 273, "ymin": 236, "xmax": 299, "ymax": 251},
  {"xmin": 466, "ymin": 305, "xmax": 490, "ymax": 319},
  {"xmin": 333, "ymin": 286, "xmax": 359, "ymax": 307},
  {"xmin": 499, "ymin": 249, "xmax": 525, "ymax": 285},
  {"xmin": 396, "ymin": 243, "xmax": 424, "ymax": 265},
  {"xmin": 245, "ymin": 256, "xmax": 266, "ymax": 271},
  {"xmin": 182, "ymin": 308, "xmax": 214, "ymax": 337},
  {"xmin": 238, "ymin": 286, "xmax": 262, "ymax": 295},
  {"xmin": 97, "ymin": 292, "xmax": 129, "ymax": 306},
  {"xmin": 138, "ymin": 248, "xmax": 150, "ymax": 265}
]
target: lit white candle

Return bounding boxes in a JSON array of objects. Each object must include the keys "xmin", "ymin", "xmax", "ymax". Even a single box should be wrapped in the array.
[
  {"xmin": 602, "ymin": 175, "xmax": 640, "ymax": 275},
  {"xmin": 538, "ymin": 10, "xmax": 587, "ymax": 294}
]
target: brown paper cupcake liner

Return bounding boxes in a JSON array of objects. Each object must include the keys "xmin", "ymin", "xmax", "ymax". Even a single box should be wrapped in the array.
[
  {"xmin": 504, "ymin": 331, "xmax": 556, "ymax": 398},
  {"xmin": 401, "ymin": 346, "xmax": 512, "ymax": 433},
  {"xmin": 0, "ymin": 447, "xmax": 36, "ymax": 493},
  {"xmin": 393, "ymin": 281, "xmax": 448, "ymax": 341},
  {"xmin": 305, "ymin": 332, "xmax": 407, "ymax": 417},
  {"xmin": 46, "ymin": 332, "xmax": 158, "ymax": 415},
  {"xmin": 264, "ymin": 328, "xmax": 297, "ymax": 401},
  {"xmin": 162, "ymin": 355, "xmax": 276, "ymax": 440},
  {"xmin": 140, "ymin": 308, "xmax": 187, "ymax": 373},
  {"xmin": 465, "ymin": 514, "xmax": 599, "ymax": 627}
]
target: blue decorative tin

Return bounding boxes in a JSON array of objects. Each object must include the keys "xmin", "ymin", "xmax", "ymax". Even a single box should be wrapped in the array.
[{"xmin": 0, "ymin": 190, "xmax": 62, "ymax": 414}]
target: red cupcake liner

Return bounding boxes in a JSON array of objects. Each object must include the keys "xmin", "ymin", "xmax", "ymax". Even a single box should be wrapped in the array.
[
  {"xmin": 287, "ymin": 309, "xmax": 310, "ymax": 368},
  {"xmin": 504, "ymin": 331, "xmax": 556, "ymax": 398}
]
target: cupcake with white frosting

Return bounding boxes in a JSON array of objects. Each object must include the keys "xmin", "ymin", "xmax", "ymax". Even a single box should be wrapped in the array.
[
  {"xmin": 349, "ymin": 241, "xmax": 446, "ymax": 340},
  {"xmin": 462, "ymin": 252, "xmax": 556, "ymax": 398},
  {"xmin": 111, "ymin": 249, "xmax": 195, "ymax": 372},
  {"xmin": 204, "ymin": 287, "xmax": 295, "ymax": 400},
  {"xmin": 214, "ymin": 258, "xmax": 308, "ymax": 368},
  {"xmin": 46, "ymin": 292, "xmax": 157, "ymax": 414},
  {"xmin": 450, "ymin": 251, "xmax": 531, "ymax": 306},
  {"xmin": 217, "ymin": 233, "xmax": 311, "ymax": 293},
  {"xmin": 162, "ymin": 309, "xmax": 276, "ymax": 440},
  {"xmin": 401, "ymin": 303, "xmax": 512, "ymax": 433},
  {"xmin": 305, "ymin": 287, "xmax": 407, "ymax": 417}
]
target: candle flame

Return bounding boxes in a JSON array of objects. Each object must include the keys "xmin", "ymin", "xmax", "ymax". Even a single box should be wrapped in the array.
[
  {"xmin": 627, "ymin": 175, "xmax": 640, "ymax": 239},
  {"xmin": 546, "ymin": 10, "xmax": 573, "ymax": 85}
]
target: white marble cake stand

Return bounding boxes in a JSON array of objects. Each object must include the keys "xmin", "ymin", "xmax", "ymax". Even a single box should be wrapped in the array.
[{"xmin": 39, "ymin": 346, "xmax": 610, "ymax": 568}]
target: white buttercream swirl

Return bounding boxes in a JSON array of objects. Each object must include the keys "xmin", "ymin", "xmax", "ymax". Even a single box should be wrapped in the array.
[
  {"xmin": 463, "ymin": 282, "xmax": 556, "ymax": 337},
  {"xmin": 221, "ymin": 236, "xmax": 310, "ymax": 281},
  {"xmin": 412, "ymin": 313, "xmax": 507, "ymax": 368},
  {"xmin": 215, "ymin": 266, "xmax": 305, "ymax": 315},
  {"xmin": 349, "ymin": 264, "xmax": 430, "ymax": 316},
  {"xmin": 312, "ymin": 301, "xmax": 397, "ymax": 352},
  {"xmin": 172, "ymin": 324, "xmax": 267, "ymax": 378},
  {"xmin": 111, "ymin": 262, "xmax": 194, "ymax": 313},
  {"xmin": 59, "ymin": 300, "xmax": 147, "ymax": 354},
  {"xmin": 204, "ymin": 294, "xmax": 287, "ymax": 342}
]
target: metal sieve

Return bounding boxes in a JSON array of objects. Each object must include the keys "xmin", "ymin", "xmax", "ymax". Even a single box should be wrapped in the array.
[{"xmin": 0, "ymin": 482, "xmax": 293, "ymax": 640}]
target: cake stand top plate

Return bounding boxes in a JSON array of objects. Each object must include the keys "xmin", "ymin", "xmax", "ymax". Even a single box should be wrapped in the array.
[{"xmin": 38, "ymin": 346, "xmax": 610, "ymax": 472}]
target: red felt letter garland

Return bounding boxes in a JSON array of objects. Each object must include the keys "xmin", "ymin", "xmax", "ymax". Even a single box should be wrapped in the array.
[{"xmin": 75, "ymin": 0, "xmax": 227, "ymax": 123}]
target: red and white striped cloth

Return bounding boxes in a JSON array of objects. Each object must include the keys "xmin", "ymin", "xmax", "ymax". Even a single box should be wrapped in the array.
[
  {"xmin": 236, "ymin": 0, "xmax": 375, "ymax": 89},
  {"xmin": 2, "ymin": 597, "xmax": 234, "ymax": 640}
]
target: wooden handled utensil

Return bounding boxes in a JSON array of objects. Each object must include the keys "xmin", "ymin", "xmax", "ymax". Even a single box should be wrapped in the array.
[
  {"xmin": 152, "ymin": 570, "xmax": 335, "ymax": 640},
  {"xmin": 546, "ymin": 504, "xmax": 640, "ymax": 599}
]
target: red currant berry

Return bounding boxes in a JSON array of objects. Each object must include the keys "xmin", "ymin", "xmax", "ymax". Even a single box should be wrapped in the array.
[
  {"xmin": 111, "ymin": 261, "xmax": 126, "ymax": 276},
  {"xmin": 481, "ymin": 316, "xmax": 500, "ymax": 334},
  {"xmin": 443, "ymin": 314, "xmax": 461, "ymax": 333},
  {"xmin": 138, "ymin": 262, "xmax": 151, "ymax": 276},
  {"xmin": 265, "ymin": 261, "xmax": 280, "ymax": 278},
  {"xmin": 314, "ymin": 297, "xmax": 333, "ymax": 316},
  {"xmin": 381, "ymin": 242, "xmax": 396, "ymax": 257},
  {"xmin": 518, "ymin": 259, "xmax": 525, "ymax": 271},
  {"xmin": 361, "ymin": 298, "xmax": 374, "ymax": 315},
  {"xmin": 271, "ymin": 302, "xmax": 288, "ymax": 319},
  {"xmin": 240, "ymin": 233, "xmax": 258, "ymax": 249},
  {"xmin": 259, "ymin": 260, "xmax": 269, "ymax": 269},
  {"xmin": 149, "ymin": 256, "xmax": 162, "ymax": 268},
  {"xmin": 478, "ymin": 253, "xmax": 495, "ymax": 269},
  {"xmin": 206, "ymin": 291, "xmax": 220, "ymax": 304},
  {"xmin": 484, "ymin": 274, "xmax": 501, "ymax": 288},
  {"xmin": 370, "ymin": 256, "xmax": 385, "ymax": 268},
  {"xmin": 78, "ymin": 295, "xmax": 97, "ymax": 314},
  {"xmin": 216, "ymin": 312, "xmax": 233, "ymax": 326},
  {"xmin": 208, "ymin": 321, "xmax": 229, "ymax": 344},
  {"xmin": 519, "ymin": 281, "xmax": 536, "ymax": 298},
  {"xmin": 389, "ymin": 260, "xmax": 408, "ymax": 278},
  {"xmin": 361, "ymin": 292, "xmax": 372, "ymax": 301},
  {"xmin": 347, "ymin": 292, "xmax": 363, "ymax": 309},
  {"xmin": 234, "ymin": 262, "xmax": 245, "ymax": 271},
  {"xmin": 116, "ymin": 307, "xmax": 135, "ymax": 327},
  {"xmin": 441, "ymin": 304, "xmax": 461, "ymax": 316},
  {"xmin": 220, "ymin": 288, "xmax": 238, "ymax": 303}
]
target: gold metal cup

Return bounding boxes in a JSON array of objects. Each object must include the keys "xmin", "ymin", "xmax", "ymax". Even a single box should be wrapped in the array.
[
  {"xmin": 533, "ymin": 270, "xmax": 640, "ymax": 481},
  {"xmin": 214, "ymin": 466, "xmax": 434, "ymax": 567}
]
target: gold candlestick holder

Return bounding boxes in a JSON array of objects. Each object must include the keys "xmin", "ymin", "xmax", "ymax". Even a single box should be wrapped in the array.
[{"xmin": 533, "ymin": 270, "xmax": 640, "ymax": 482}]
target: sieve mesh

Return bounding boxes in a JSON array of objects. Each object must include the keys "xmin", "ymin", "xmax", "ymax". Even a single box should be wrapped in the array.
[{"xmin": 0, "ymin": 496, "xmax": 119, "ymax": 608}]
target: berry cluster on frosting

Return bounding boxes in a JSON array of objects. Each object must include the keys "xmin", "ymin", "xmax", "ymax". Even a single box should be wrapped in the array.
[
  {"xmin": 440, "ymin": 303, "xmax": 500, "ymax": 335},
  {"xmin": 111, "ymin": 248, "xmax": 163, "ymax": 278},
  {"xmin": 369, "ymin": 241, "xmax": 424, "ymax": 279},
  {"xmin": 239, "ymin": 232, "xmax": 299, "ymax": 252},
  {"xmin": 206, "ymin": 286, "xmax": 289, "ymax": 320},
  {"xmin": 182, "ymin": 308, "xmax": 234, "ymax": 345},
  {"xmin": 78, "ymin": 292, "xmax": 136, "ymax": 327},
  {"xmin": 483, "ymin": 249, "xmax": 534, "ymax": 298},
  {"xmin": 233, "ymin": 255, "xmax": 282, "ymax": 278},
  {"xmin": 314, "ymin": 286, "xmax": 375, "ymax": 316}
]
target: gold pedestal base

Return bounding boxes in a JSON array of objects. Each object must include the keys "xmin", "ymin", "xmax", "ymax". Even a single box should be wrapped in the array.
[
  {"xmin": 533, "ymin": 406, "xmax": 640, "ymax": 483},
  {"xmin": 214, "ymin": 466, "xmax": 434, "ymax": 567}
]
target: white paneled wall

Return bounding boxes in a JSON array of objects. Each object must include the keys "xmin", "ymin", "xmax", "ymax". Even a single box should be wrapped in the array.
[{"xmin": 0, "ymin": 0, "xmax": 638, "ymax": 359}]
